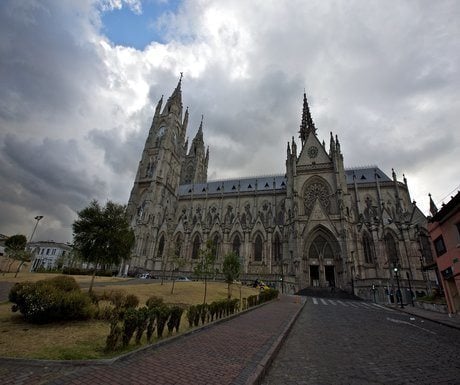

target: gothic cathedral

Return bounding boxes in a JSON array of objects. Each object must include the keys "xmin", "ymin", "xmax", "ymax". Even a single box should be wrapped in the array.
[{"xmin": 127, "ymin": 78, "xmax": 434, "ymax": 300}]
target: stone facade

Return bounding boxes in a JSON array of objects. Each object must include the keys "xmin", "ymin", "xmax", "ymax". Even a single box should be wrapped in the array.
[{"xmin": 127, "ymin": 79, "xmax": 434, "ymax": 299}]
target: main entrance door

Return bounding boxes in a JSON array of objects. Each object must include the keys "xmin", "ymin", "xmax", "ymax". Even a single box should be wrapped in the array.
[
  {"xmin": 325, "ymin": 265, "xmax": 335, "ymax": 287},
  {"xmin": 310, "ymin": 265, "xmax": 320, "ymax": 287}
]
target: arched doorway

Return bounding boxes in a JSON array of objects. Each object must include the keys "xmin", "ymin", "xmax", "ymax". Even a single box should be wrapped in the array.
[{"xmin": 303, "ymin": 227, "xmax": 341, "ymax": 288}]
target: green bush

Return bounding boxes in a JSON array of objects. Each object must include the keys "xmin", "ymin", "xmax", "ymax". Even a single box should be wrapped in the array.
[
  {"xmin": 9, "ymin": 278, "xmax": 93, "ymax": 324},
  {"xmin": 146, "ymin": 295, "xmax": 164, "ymax": 309},
  {"xmin": 259, "ymin": 288, "xmax": 279, "ymax": 303},
  {"xmin": 46, "ymin": 275, "xmax": 81, "ymax": 292},
  {"xmin": 105, "ymin": 319, "xmax": 122, "ymax": 352},
  {"xmin": 156, "ymin": 305, "xmax": 171, "ymax": 338},
  {"xmin": 167, "ymin": 306, "xmax": 184, "ymax": 334},
  {"xmin": 247, "ymin": 295, "xmax": 259, "ymax": 308},
  {"xmin": 122, "ymin": 308, "xmax": 138, "ymax": 347},
  {"xmin": 135, "ymin": 307, "xmax": 149, "ymax": 344},
  {"xmin": 146, "ymin": 308, "xmax": 157, "ymax": 343},
  {"xmin": 187, "ymin": 305, "xmax": 196, "ymax": 328}
]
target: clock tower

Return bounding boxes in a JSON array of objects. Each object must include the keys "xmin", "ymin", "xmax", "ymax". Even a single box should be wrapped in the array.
[{"xmin": 127, "ymin": 76, "xmax": 189, "ymax": 270}]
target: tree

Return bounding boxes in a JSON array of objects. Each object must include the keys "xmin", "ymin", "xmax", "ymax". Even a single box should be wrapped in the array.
[
  {"xmin": 222, "ymin": 252, "xmax": 241, "ymax": 298},
  {"xmin": 194, "ymin": 239, "xmax": 217, "ymax": 304},
  {"xmin": 169, "ymin": 253, "xmax": 186, "ymax": 294},
  {"xmin": 72, "ymin": 200, "xmax": 135, "ymax": 292},
  {"xmin": 5, "ymin": 234, "xmax": 31, "ymax": 277}
]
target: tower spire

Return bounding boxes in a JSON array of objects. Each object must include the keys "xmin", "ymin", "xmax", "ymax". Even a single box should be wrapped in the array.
[
  {"xmin": 162, "ymin": 73, "xmax": 183, "ymax": 117},
  {"xmin": 429, "ymin": 193, "xmax": 438, "ymax": 216},
  {"xmin": 299, "ymin": 92, "xmax": 316, "ymax": 147}
]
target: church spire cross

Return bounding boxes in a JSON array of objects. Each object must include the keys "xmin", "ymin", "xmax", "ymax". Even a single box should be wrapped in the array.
[{"xmin": 299, "ymin": 92, "xmax": 316, "ymax": 146}]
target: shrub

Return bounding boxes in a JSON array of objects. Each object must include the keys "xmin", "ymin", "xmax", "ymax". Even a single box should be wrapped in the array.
[
  {"xmin": 259, "ymin": 288, "xmax": 279, "ymax": 303},
  {"xmin": 135, "ymin": 307, "xmax": 149, "ymax": 344},
  {"xmin": 105, "ymin": 319, "xmax": 122, "ymax": 352},
  {"xmin": 247, "ymin": 295, "xmax": 258, "ymax": 308},
  {"xmin": 9, "ymin": 279, "xmax": 93, "ymax": 324},
  {"xmin": 187, "ymin": 305, "xmax": 196, "ymax": 328},
  {"xmin": 146, "ymin": 295, "xmax": 164, "ymax": 309},
  {"xmin": 124, "ymin": 294, "xmax": 139, "ymax": 309},
  {"xmin": 156, "ymin": 305, "xmax": 171, "ymax": 338},
  {"xmin": 46, "ymin": 275, "xmax": 80, "ymax": 292},
  {"xmin": 146, "ymin": 308, "xmax": 157, "ymax": 343},
  {"xmin": 122, "ymin": 308, "xmax": 138, "ymax": 347},
  {"xmin": 167, "ymin": 306, "xmax": 184, "ymax": 334}
]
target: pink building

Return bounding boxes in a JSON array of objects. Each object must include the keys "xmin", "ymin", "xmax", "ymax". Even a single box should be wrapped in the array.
[{"xmin": 428, "ymin": 192, "xmax": 460, "ymax": 314}]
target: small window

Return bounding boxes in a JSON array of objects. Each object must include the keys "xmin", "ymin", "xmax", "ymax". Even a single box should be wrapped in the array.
[
  {"xmin": 281, "ymin": 181, "xmax": 286, "ymax": 187},
  {"xmin": 248, "ymin": 184, "xmax": 252, "ymax": 189},
  {"xmin": 202, "ymin": 187, "xmax": 206, "ymax": 192},
  {"xmin": 232, "ymin": 185, "xmax": 236, "ymax": 190},
  {"xmin": 264, "ymin": 182, "xmax": 269, "ymax": 188},
  {"xmin": 360, "ymin": 175, "xmax": 366, "ymax": 180},
  {"xmin": 217, "ymin": 186, "xmax": 221, "ymax": 191},
  {"xmin": 434, "ymin": 236, "xmax": 447, "ymax": 257}
]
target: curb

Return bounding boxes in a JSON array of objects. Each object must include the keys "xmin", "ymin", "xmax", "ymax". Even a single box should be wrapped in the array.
[
  {"xmin": 393, "ymin": 307, "xmax": 460, "ymax": 331},
  {"xmin": 244, "ymin": 297, "xmax": 306, "ymax": 385}
]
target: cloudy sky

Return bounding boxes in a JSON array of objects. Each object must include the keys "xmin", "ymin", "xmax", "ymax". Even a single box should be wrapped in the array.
[{"xmin": 1, "ymin": 0, "xmax": 459, "ymax": 243}]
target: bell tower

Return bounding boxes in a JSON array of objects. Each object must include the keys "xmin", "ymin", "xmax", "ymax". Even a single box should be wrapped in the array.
[{"xmin": 127, "ymin": 75, "xmax": 189, "ymax": 270}]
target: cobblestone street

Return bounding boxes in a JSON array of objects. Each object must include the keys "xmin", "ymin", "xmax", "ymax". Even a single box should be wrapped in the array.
[{"xmin": 261, "ymin": 298, "xmax": 460, "ymax": 385}]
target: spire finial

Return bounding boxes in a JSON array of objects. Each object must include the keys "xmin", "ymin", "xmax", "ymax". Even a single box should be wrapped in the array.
[{"xmin": 299, "ymin": 91, "xmax": 316, "ymax": 146}]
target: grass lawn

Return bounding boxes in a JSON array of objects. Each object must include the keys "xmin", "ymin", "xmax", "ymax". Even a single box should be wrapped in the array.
[{"xmin": 0, "ymin": 273, "xmax": 259, "ymax": 360}]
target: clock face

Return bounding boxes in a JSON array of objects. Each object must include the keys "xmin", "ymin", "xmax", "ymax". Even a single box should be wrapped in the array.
[
  {"xmin": 157, "ymin": 126, "xmax": 165, "ymax": 138},
  {"xmin": 307, "ymin": 146, "xmax": 318, "ymax": 159}
]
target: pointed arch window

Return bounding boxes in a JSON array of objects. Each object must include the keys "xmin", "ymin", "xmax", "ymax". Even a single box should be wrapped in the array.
[
  {"xmin": 254, "ymin": 234, "xmax": 263, "ymax": 262},
  {"xmin": 273, "ymin": 234, "xmax": 282, "ymax": 262},
  {"xmin": 157, "ymin": 235, "xmax": 165, "ymax": 259},
  {"xmin": 212, "ymin": 234, "xmax": 220, "ymax": 259},
  {"xmin": 232, "ymin": 235, "xmax": 241, "ymax": 256},
  {"xmin": 192, "ymin": 235, "xmax": 201, "ymax": 259},
  {"xmin": 362, "ymin": 232, "xmax": 375, "ymax": 264},
  {"xmin": 175, "ymin": 234, "xmax": 182, "ymax": 257},
  {"xmin": 309, "ymin": 235, "xmax": 334, "ymax": 259},
  {"xmin": 384, "ymin": 233, "xmax": 399, "ymax": 265},
  {"xmin": 142, "ymin": 235, "xmax": 150, "ymax": 256}
]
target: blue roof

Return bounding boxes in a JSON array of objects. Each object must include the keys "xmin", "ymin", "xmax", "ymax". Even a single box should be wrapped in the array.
[
  {"xmin": 345, "ymin": 167, "xmax": 392, "ymax": 184},
  {"xmin": 178, "ymin": 167, "xmax": 392, "ymax": 197},
  {"xmin": 178, "ymin": 175, "xmax": 287, "ymax": 196}
]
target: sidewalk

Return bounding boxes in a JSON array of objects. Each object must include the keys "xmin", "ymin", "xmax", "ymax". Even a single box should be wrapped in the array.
[
  {"xmin": 386, "ymin": 303, "xmax": 460, "ymax": 330},
  {"xmin": 0, "ymin": 295, "xmax": 304, "ymax": 385}
]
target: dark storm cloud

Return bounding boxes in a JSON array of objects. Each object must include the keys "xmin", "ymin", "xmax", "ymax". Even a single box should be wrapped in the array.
[
  {"xmin": 1, "ymin": 0, "xmax": 459, "ymax": 241},
  {"xmin": 0, "ymin": 0, "xmax": 105, "ymax": 125}
]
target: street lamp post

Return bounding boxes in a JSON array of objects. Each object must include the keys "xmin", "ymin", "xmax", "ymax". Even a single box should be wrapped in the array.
[
  {"xmin": 406, "ymin": 271, "xmax": 414, "ymax": 307},
  {"xmin": 393, "ymin": 266, "xmax": 404, "ymax": 309},
  {"xmin": 29, "ymin": 215, "xmax": 44, "ymax": 242}
]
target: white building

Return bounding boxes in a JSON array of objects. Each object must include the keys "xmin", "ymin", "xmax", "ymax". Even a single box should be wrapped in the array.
[{"xmin": 29, "ymin": 241, "xmax": 72, "ymax": 271}]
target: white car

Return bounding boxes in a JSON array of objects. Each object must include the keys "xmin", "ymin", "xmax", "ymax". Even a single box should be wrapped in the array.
[{"xmin": 176, "ymin": 276, "xmax": 191, "ymax": 281}]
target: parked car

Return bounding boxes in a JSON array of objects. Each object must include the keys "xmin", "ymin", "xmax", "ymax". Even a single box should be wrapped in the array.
[
  {"xmin": 176, "ymin": 276, "xmax": 191, "ymax": 281},
  {"xmin": 138, "ymin": 273, "xmax": 151, "ymax": 279}
]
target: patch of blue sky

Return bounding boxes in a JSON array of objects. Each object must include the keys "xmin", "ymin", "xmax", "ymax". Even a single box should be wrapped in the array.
[{"xmin": 100, "ymin": 0, "xmax": 182, "ymax": 50}]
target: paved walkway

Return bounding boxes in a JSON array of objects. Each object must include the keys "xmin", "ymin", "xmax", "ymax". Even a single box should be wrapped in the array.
[
  {"xmin": 386, "ymin": 303, "xmax": 460, "ymax": 330},
  {"xmin": 1, "ymin": 279, "xmax": 459, "ymax": 384},
  {"xmin": 0, "ymin": 294, "xmax": 303, "ymax": 385}
]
